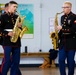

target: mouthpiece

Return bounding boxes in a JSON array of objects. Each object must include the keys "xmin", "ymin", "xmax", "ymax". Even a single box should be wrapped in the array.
[{"xmin": 57, "ymin": 11, "xmax": 63, "ymax": 14}]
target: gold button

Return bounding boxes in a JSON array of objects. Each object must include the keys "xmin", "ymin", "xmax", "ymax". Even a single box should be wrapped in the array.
[
  {"xmin": 12, "ymin": 20, "xmax": 14, "ymax": 22},
  {"xmin": 13, "ymin": 22, "xmax": 14, "ymax": 24},
  {"xmin": 73, "ymin": 37, "xmax": 75, "ymax": 38},
  {"xmin": 65, "ymin": 17, "xmax": 67, "ymax": 18},
  {"xmin": 65, "ymin": 29, "xmax": 66, "ymax": 30},
  {"xmin": 64, "ymin": 22, "xmax": 65, "ymax": 24},
  {"xmin": 64, "ymin": 19, "xmax": 66, "ymax": 21},
  {"xmin": 64, "ymin": 25, "xmax": 66, "ymax": 26}
]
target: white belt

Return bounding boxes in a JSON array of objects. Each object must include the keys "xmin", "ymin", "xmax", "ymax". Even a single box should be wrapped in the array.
[{"xmin": 4, "ymin": 29, "xmax": 13, "ymax": 32}]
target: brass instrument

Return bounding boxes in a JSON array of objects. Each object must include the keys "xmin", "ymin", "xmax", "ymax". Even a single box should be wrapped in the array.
[
  {"xmin": 10, "ymin": 12, "xmax": 28, "ymax": 43},
  {"xmin": 50, "ymin": 12, "xmax": 63, "ymax": 50}
]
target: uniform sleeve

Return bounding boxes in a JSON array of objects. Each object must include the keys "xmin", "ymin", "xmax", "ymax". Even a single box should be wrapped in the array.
[
  {"xmin": 0, "ymin": 15, "xmax": 8, "ymax": 36},
  {"xmin": 0, "ymin": 15, "xmax": 3, "ymax": 34},
  {"xmin": 58, "ymin": 30, "xmax": 62, "ymax": 39},
  {"xmin": 70, "ymin": 16, "xmax": 76, "ymax": 33},
  {"xmin": 0, "ymin": 16, "xmax": 2, "ymax": 35}
]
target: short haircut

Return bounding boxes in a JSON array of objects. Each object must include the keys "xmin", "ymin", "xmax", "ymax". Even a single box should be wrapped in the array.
[
  {"xmin": 9, "ymin": 1, "xmax": 18, "ymax": 5},
  {"xmin": 5, "ymin": 3, "xmax": 9, "ymax": 7},
  {"xmin": 64, "ymin": 1, "xmax": 72, "ymax": 7}
]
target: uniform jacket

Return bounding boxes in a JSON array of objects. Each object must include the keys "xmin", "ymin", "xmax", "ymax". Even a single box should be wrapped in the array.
[
  {"xmin": 0, "ymin": 12, "xmax": 21, "ymax": 46},
  {"xmin": 58, "ymin": 12, "xmax": 76, "ymax": 51}
]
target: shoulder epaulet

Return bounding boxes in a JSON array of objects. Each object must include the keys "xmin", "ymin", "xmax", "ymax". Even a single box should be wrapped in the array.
[{"xmin": 71, "ymin": 13, "xmax": 76, "ymax": 16}]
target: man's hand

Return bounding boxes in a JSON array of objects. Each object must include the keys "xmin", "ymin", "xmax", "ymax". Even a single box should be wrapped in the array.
[
  {"xmin": 8, "ymin": 31, "xmax": 14, "ymax": 37},
  {"xmin": 17, "ymin": 22, "xmax": 22, "ymax": 28},
  {"xmin": 56, "ymin": 25, "xmax": 62, "ymax": 31}
]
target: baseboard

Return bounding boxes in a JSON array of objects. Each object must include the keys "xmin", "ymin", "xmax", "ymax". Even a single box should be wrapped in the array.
[
  {"xmin": 19, "ymin": 64, "xmax": 76, "ymax": 67},
  {"xmin": 19, "ymin": 64, "xmax": 42, "ymax": 67}
]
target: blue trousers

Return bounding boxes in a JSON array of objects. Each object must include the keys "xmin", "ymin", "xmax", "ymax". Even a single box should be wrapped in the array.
[
  {"xmin": 1, "ymin": 58, "xmax": 22, "ymax": 75},
  {"xmin": 1, "ymin": 46, "xmax": 21, "ymax": 75},
  {"xmin": 58, "ymin": 47, "xmax": 75, "ymax": 75}
]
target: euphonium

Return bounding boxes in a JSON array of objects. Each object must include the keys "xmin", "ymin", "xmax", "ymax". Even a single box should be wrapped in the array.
[
  {"xmin": 10, "ymin": 12, "xmax": 28, "ymax": 43},
  {"xmin": 50, "ymin": 12, "xmax": 63, "ymax": 50}
]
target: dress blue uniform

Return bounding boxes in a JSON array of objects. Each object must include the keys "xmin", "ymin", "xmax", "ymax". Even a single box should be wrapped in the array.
[
  {"xmin": 0, "ymin": 11, "xmax": 22, "ymax": 75},
  {"xmin": 58, "ymin": 12, "xmax": 76, "ymax": 75}
]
